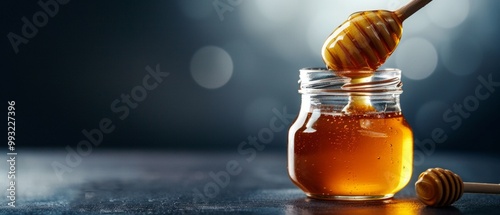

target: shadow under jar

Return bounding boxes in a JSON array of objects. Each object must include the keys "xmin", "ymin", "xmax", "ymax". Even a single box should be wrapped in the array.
[{"xmin": 288, "ymin": 68, "xmax": 413, "ymax": 200}]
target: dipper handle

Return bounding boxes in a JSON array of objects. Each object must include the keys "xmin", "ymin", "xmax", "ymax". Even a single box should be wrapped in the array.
[
  {"xmin": 396, "ymin": 0, "xmax": 433, "ymax": 21},
  {"xmin": 464, "ymin": 182, "xmax": 500, "ymax": 194}
]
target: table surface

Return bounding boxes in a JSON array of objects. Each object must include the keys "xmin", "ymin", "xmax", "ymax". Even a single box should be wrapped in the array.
[{"xmin": 0, "ymin": 150, "xmax": 499, "ymax": 214}]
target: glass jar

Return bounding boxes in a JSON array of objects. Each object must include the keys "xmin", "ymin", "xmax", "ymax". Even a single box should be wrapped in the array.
[{"xmin": 288, "ymin": 68, "xmax": 413, "ymax": 200}]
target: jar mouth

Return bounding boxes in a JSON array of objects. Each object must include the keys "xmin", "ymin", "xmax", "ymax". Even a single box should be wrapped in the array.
[{"xmin": 298, "ymin": 68, "xmax": 403, "ymax": 95}]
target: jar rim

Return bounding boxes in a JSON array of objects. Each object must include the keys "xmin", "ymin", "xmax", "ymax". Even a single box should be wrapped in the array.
[
  {"xmin": 298, "ymin": 68, "xmax": 403, "ymax": 95},
  {"xmin": 299, "ymin": 67, "xmax": 401, "ymax": 74}
]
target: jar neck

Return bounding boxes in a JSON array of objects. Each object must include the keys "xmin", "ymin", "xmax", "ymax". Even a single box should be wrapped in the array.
[
  {"xmin": 299, "ymin": 68, "xmax": 403, "ymax": 95},
  {"xmin": 298, "ymin": 68, "xmax": 404, "ymax": 115},
  {"xmin": 301, "ymin": 94, "xmax": 402, "ymax": 114}
]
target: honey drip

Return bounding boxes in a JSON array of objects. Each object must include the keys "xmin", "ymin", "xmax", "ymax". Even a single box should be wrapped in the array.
[{"xmin": 342, "ymin": 76, "xmax": 377, "ymax": 114}]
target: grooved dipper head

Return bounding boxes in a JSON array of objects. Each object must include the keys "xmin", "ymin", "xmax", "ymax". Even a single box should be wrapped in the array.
[
  {"xmin": 415, "ymin": 168, "xmax": 464, "ymax": 207},
  {"xmin": 321, "ymin": 10, "xmax": 403, "ymax": 77}
]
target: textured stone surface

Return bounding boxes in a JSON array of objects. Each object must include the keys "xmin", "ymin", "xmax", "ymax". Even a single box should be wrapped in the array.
[{"xmin": 0, "ymin": 150, "xmax": 498, "ymax": 214}]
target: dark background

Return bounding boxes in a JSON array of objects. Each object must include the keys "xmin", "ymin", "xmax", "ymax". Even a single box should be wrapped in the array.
[{"xmin": 2, "ymin": 0, "xmax": 500, "ymax": 153}]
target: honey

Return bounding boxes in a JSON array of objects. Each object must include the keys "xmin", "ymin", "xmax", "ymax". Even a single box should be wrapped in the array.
[
  {"xmin": 321, "ymin": 0, "xmax": 433, "ymax": 78},
  {"xmin": 290, "ymin": 0, "xmax": 432, "ymax": 200},
  {"xmin": 321, "ymin": 10, "xmax": 403, "ymax": 74},
  {"xmin": 289, "ymin": 68, "xmax": 413, "ymax": 200},
  {"xmin": 288, "ymin": 112, "xmax": 413, "ymax": 199}
]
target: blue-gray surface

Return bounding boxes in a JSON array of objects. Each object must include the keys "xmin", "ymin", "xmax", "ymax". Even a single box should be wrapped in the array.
[{"xmin": 0, "ymin": 150, "xmax": 499, "ymax": 214}]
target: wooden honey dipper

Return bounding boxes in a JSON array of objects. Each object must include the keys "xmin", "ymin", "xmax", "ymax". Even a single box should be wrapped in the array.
[
  {"xmin": 415, "ymin": 168, "xmax": 500, "ymax": 207},
  {"xmin": 322, "ymin": 0, "xmax": 433, "ymax": 77}
]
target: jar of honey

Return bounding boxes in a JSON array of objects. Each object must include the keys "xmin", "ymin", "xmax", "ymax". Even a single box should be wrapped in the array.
[{"xmin": 288, "ymin": 68, "xmax": 413, "ymax": 200}]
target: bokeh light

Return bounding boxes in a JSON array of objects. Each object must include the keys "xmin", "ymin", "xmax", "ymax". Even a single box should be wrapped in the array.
[
  {"xmin": 426, "ymin": 0, "xmax": 470, "ymax": 29},
  {"xmin": 190, "ymin": 46, "xmax": 233, "ymax": 89},
  {"xmin": 395, "ymin": 37, "xmax": 438, "ymax": 80}
]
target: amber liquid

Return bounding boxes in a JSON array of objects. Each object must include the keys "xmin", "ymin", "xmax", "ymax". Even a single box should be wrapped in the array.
[{"xmin": 288, "ymin": 112, "xmax": 413, "ymax": 199}]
